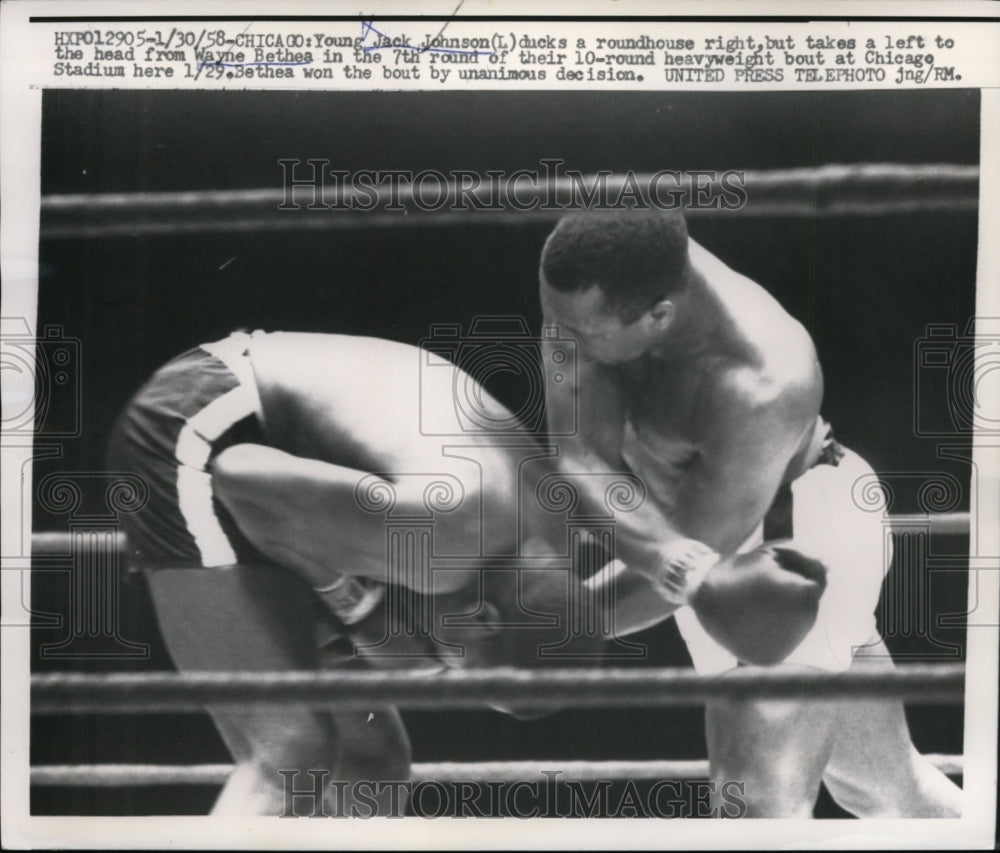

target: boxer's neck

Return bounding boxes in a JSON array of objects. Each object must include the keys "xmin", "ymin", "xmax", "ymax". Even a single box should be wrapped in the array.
[{"xmin": 647, "ymin": 271, "xmax": 730, "ymax": 362}]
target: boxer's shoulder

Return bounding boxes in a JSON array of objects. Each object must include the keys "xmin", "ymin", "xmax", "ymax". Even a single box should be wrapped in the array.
[
  {"xmin": 248, "ymin": 333, "xmax": 422, "ymax": 444},
  {"xmin": 692, "ymin": 239, "xmax": 821, "ymax": 395},
  {"xmin": 699, "ymin": 359, "xmax": 818, "ymax": 438}
]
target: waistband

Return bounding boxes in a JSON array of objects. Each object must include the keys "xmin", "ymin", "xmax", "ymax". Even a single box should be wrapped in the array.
[
  {"xmin": 765, "ymin": 419, "xmax": 844, "ymax": 542},
  {"xmin": 199, "ymin": 330, "xmax": 265, "ymax": 425},
  {"xmin": 784, "ymin": 416, "xmax": 843, "ymax": 484},
  {"xmin": 815, "ymin": 424, "xmax": 846, "ymax": 468}
]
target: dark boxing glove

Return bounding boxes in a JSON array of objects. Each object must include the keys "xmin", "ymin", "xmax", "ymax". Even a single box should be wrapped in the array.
[{"xmin": 691, "ymin": 541, "xmax": 827, "ymax": 666}]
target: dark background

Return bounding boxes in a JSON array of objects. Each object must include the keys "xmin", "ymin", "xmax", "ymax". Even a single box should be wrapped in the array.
[{"xmin": 31, "ymin": 89, "xmax": 978, "ymax": 816}]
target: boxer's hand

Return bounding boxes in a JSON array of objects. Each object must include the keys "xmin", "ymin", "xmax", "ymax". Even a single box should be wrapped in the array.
[
  {"xmin": 646, "ymin": 538, "xmax": 720, "ymax": 607},
  {"xmin": 690, "ymin": 542, "xmax": 827, "ymax": 666},
  {"xmin": 314, "ymin": 573, "xmax": 385, "ymax": 625}
]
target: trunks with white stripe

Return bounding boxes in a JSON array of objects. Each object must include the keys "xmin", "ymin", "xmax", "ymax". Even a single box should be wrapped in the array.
[{"xmin": 106, "ymin": 332, "xmax": 268, "ymax": 571}]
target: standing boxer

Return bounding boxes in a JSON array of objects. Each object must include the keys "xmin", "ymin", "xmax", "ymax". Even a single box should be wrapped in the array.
[{"xmin": 538, "ymin": 211, "xmax": 962, "ymax": 817}]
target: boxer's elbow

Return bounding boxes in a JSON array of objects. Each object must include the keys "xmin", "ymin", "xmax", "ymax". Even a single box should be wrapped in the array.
[
  {"xmin": 210, "ymin": 444, "xmax": 306, "ymax": 535},
  {"xmin": 211, "ymin": 445, "xmax": 266, "ymax": 506}
]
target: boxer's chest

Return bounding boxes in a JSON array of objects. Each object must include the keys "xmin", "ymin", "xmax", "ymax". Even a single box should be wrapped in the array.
[
  {"xmin": 615, "ymin": 358, "xmax": 709, "ymax": 507},
  {"xmin": 618, "ymin": 357, "xmax": 708, "ymax": 446}
]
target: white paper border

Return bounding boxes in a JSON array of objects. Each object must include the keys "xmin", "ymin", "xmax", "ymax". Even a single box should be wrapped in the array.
[{"xmin": 2, "ymin": 1, "xmax": 997, "ymax": 848}]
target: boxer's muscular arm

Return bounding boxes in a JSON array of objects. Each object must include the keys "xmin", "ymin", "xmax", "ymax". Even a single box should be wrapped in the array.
[
  {"xmin": 541, "ymin": 330, "xmax": 685, "ymax": 576},
  {"xmin": 511, "ymin": 535, "xmax": 825, "ymax": 667},
  {"xmin": 667, "ymin": 368, "xmax": 826, "ymax": 661},
  {"xmin": 543, "ymin": 333, "xmax": 826, "ymax": 663},
  {"xmin": 211, "ymin": 444, "xmax": 470, "ymax": 595},
  {"xmin": 543, "ymin": 334, "xmax": 809, "ymax": 562},
  {"xmin": 672, "ymin": 368, "xmax": 819, "ymax": 556}
]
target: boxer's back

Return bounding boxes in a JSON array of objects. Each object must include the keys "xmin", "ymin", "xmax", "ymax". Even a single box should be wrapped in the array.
[
  {"xmin": 250, "ymin": 333, "xmax": 421, "ymax": 466},
  {"xmin": 250, "ymin": 332, "xmax": 521, "ymax": 464},
  {"xmin": 248, "ymin": 333, "xmax": 537, "ymax": 543}
]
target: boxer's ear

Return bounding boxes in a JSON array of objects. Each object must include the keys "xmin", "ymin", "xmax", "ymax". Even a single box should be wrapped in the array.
[{"xmin": 648, "ymin": 298, "xmax": 675, "ymax": 328}]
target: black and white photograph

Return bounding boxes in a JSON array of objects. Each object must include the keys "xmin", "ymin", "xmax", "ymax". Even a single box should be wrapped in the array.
[{"xmin": 2, "ymin": 3, "xmax": 998, "ymax": 850}]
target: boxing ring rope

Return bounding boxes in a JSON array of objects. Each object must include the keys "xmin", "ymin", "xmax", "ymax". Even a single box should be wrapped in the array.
[
  {"xmin": 27, "ymin": 505, "xmax": 970, "ymax": 791},
  {"xmin": 28, "ymin": 663, "xmax": 968, "ymax": 787},
  {"xmin": 32, "ymin": 755, "xmax": 964, "ymax": 788},
  {"xmin": 31, "ymin": 664, "xmax": 965, "ymax": 713},
  {"xmin": 40, "ymin": 163, "xmax": 979, "ymax": 238},
  {"xmin": 26, "ymin": 511, "xmax": 971, "ymax": 559}
]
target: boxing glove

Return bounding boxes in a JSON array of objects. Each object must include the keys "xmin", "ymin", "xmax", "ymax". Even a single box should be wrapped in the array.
[{"xmin": 690, "ymin": 541, "xmax": 827, "ymax": 666}]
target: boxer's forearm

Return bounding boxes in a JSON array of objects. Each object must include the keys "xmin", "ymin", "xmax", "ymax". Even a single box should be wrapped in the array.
[
  {"xmin": 542, "ymin": 442, "xmax": 826, "ymax": 660},
  {"xmin": 543, "ymin": 446, "xmax": 703, "ymax": 584},
  {"xmin": 593, "ymin": 563, "xmax": 682, "ymax": 636},
  {"xmin": 579, "ymin": 546, "xmax": 826, "ymax": 663},
  {"xmin": 210, "ymin": 443, "xmax": 470, "ymax": 595}
]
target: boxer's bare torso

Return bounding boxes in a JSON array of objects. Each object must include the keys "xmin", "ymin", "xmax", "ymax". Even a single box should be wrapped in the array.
[
  {"xmin": 542, "ymin": 239, "xmax": 825, "ymax": 557},
  {"xmin": 250, "ymin": 332, "xmax": 521, "ymax": 478}
]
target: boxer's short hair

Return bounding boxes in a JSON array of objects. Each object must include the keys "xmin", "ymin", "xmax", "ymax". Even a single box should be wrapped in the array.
[{"xmin": 540, "ymin": 211, "xmax": 691, "ymax": 321}]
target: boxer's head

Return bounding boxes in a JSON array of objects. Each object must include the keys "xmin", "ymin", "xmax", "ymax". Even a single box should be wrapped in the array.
[
  {"xmin": 540, "ymin": 211, "xmax": 692, "ymax": 364},
  {"xmin": 434, "ymin": 561, "xmax": 610, "ymax": 720}
]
